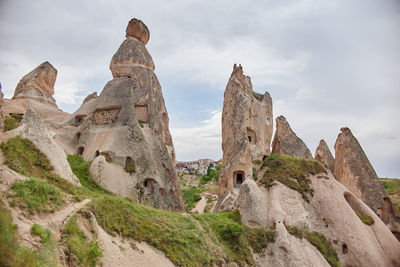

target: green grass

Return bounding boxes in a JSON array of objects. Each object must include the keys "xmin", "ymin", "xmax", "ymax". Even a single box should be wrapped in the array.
[
  {"xmin": 381, "ymin": 178, "xmax": 400, "ymax": 213},
  {"xmin": 63, "ymin": 214, "xmax": 102, "ymax": 267},
  {"xmin": 200, "ymin": 167, "xmax": 220, "ymax": 185},
  {"xmin": 10, "ymin": 178, "xmax": 65, "ymax": 214},
  {"xmin": 0, "ymin": 198, "xmax": 59, "ymax": 267},
  {"xmin": 67, "ymin": 155, "xmax": 109, "ymax": 195},
  {"xmin": 195, "ymin": 211, "xmax": 276, "ymax": 265},
  {"xmin": 260, "ymin": 154, "xmax": 326, "ymax": 201},
  {"xmin": 124, "ymin": 163, "xmax": 136, "ymax": 173},
  {"xmin": 286, "ymin": 225, "xmax": 339, "ymax": 267},
  {"xmin": 91, "ymin": 195, "xmax": 217, "ymax": 266},
  {"xmin": 3, "ymin": 115, "xmax": 19, "ymax": 132},
  {"xmin": 182, "ymin": 186, "xmax": 203, "ymax": 212},
  {"xmin": 31, "ymin": 224, "xmax": 52, "ymax": 244},
  {"xmin": 252, "ymin": 91, "xmax": 264, "ymax": 101},
  {"xmin": 356, "ymin": 212, "xmax": 374, "ymax": 225}
]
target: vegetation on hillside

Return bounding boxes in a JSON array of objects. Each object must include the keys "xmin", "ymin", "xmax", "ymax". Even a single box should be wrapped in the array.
[
  {"xmin": 381, "ymin": 178, "xmax": 400, "ymax": 213},
  {"xmin": 286, "ymin": 225, "xmax": 339, "ymax": 267},
  {"xmin": 260, "ymin": 154, "xmax": 326, "ymax": 201},
  {"xmin": 10, "ymin": 177, "xmax": 65, "ymax": 214},
  {"xmin": 200, "ymin": 165, "xmax": 221, "ymax": 185},
  {"xmin": 1, "ymin": 136, "xmax": 275, "ymax": 266},
  {"xmin": 182, "ymin": 186, "xmax": 203, "ymax": 212},
  {"xmin": 63, "ymin": 214, "xmax": 103, "ymax": 267},
  {"xmin": 0, "ymin": 197, "xmax": 59, "ymax": 267}
]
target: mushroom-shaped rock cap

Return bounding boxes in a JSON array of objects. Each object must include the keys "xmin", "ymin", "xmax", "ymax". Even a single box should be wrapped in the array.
[{"xmin": 126, "ymin": 18, "xmax": 150, "ymax": 45}]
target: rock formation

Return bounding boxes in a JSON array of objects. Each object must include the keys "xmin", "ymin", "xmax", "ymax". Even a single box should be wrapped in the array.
[
  {"xmin": 61, "ymin": 19, "xmax": 183, "ymax": 210},
  {"xmin": 271, "ymin": 115, "xmax": 313, "ymax": 158},
  {"xmin": 217, "ymin": 64, "xmax": 273, "ymax": 198},
  {"xmin": 13, "ymin": 61, "xmax": 57, "ymax": 102},
  {"xmin": 236, "ymin": 173, "xmax": 400, "ymax": 266},
  {"xmin": 315, "ymin": 139, "xmax": 334, "ymax": 173},
  {"xmin": 334, "ymin": 127, "xmax": 400, "ymax": 239}
]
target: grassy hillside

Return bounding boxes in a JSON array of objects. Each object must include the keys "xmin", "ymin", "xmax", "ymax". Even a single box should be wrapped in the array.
[
  {"xmin": 381, "ymin": 178, "xmax": 400, "ymax": 213},
  {"xmin": 0, "ymin": 136, "xmax": 276, "ymax": 266}
]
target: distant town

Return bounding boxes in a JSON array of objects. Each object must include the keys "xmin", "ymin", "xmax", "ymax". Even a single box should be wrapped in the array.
[{"xmin": 176, "ymin": 159, "xmax": 221, "ymax": 175}]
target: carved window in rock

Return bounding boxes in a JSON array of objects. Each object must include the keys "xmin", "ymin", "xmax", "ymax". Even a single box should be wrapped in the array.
[
  {"xmin": 124, "ymin": 157, "xmax": 135, "ymax": 173},
  {"xmin": 143, "ymin": 179, "xmax": 156, "ymax": 195},
  {"xmin": 77, "ymin": 146, "xmax": 84, "ymax": 156},
  {"xmin": 93, "ymin": 106, "xmax": 121, "ymax": 125},
  {"xmin": 75, "ymin": 115, "xmax": 86, "ymax": 125},
  {"xmin": 95, "ymin": 150, "xmax": 100, "ymax": 157},
  {"xmin": 233, "ymin": 171, "xmax": 245, "ymax": 188},
  {"xmin": 246, "ymin": 127, "xmax": 256, "ymax": 145},
  {"xmin": 75, "ymin": 132, "xmax": 81, "ymax": 144},
  {"xmin": 134, "ymin": 104, "xmax": 149, "ymax": 123}
]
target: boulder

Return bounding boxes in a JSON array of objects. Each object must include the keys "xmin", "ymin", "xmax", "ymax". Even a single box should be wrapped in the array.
[
  {"xmin": 271, "ymin": 115, "xmax": 312, "ymax": 158},
  {"xmin": 334, "ymin": 127, "xmax": 400, "ymax": 238},
  {"xmin": 13, "ymin": 61, "xmax": 57, "ymax": 98},
  {"xmin": 217, "ymin": 64, "xmax": 273, "ymax": 198},
  {"xmin": 314, "ymin": 139, "xmax": 334, "ymax": 173},
  {"xmin": 17, "ymin": 109, "xmax": 80, "ymax": 185},
  {"xmin": 125, "ymin": 18, "xmax": 150, "ymax": 45}
]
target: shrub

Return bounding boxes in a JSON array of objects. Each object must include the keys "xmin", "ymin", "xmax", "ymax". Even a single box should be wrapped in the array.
[
  {"xmin": 182, "ymin": 186, "xmax": 203, "ymax": 211},
  {"xmin": 10, "ymin": 178, "xmax": 65, "ymax": 214},
  {"xmin": 3, "ymin": 115, "xmax": 18, "ymax": 132},
  {"xmin": 286, "ymin": 225, "xmax": 339, "ymax": 267},
  {"xmin": 31, "ymin": 224, "xmax": 51, "ymax": 244},
  {"xmin": 63, "ymin": 215, "xmax": 103, "ymax": 267},
  {"xmin": 356, "ymin": 212, "xmax": 374, "ymax": 225},
  {"xmin": 124, "ymin": 163, "xmax": 136, "ymax": 173},
  {"xmin": 200, "ymin": 167, "xmax": 220, "ymax": 185},
  {"xmin": 260, "ymin": 154, "xmax": 326, "ymax": 201}
]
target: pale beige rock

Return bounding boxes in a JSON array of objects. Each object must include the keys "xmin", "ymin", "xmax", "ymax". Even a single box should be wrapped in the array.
[
  {"xmin": 314, "ymin": 139, "xmax": 334, "ymax": 173},
  {"xmin": 62, "ymin": 19, "xmax": 182, "ymax": 210},
  {"xmin": 4, "ymin": 109, "xmax": 80, "ymax": 185},
  {"xmin": 217, "ymin": 64, "xmax": 273, "ymax": 199},
  {"xmin": 272, "ymin": 115, "xmax": 312, "ymax": 158},
  {"xmin": 334, "ymin": 127, "xmax": 400, "ymax": 239},
  {"xmin": 126, "ymin": 18, "xmax": 150, "ymax": 45},
  {"xmin": 236, "ymin": 171, "xmax": 400, "ymax": 266},
  {"xmin": 14, "ymin": 61, "xmax": 57, "ymax": 98}
]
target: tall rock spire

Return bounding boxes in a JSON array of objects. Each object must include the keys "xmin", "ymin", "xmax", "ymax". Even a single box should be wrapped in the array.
[{"xmin": 67, "ymin": 19, "xmax": 183, "ymax": 210}]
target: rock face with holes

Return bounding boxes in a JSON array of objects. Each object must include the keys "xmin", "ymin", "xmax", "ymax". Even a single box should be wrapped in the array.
[
  {"xmin": 237, "ymin": 171, "xmax": 400, "ymax": 266},
  {"xmin": 315, "ymin": 139, "xmax": 334, "ymax": 173},
  {"xmin": 271, "ymin": 115, "xmax": 312, "ymax": 158},
  {"xmin": 216, "ymin": 64, "xmax": 273, "ymax": 205},
  {"xmin": 334, "ymin": 127, "xmax": 400, "ymax": 238},
  {"xmin": 61, "ymin": 19, "xmax": 183, "ymax": 210}
]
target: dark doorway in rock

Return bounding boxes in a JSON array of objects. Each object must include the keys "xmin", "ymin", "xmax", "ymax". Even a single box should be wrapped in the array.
[
  {"xmin": 143, "ymin": 179, "xmax": 155, "ymax": 195},
  {"xmin": 246, "ymin": 127, "xmax": 256, "ymax": 145},
  {"xmin": 77, "ymin": 146, "xmax": 84, "ymax": 155},
  {"xmin": 342, "ymin": 244, "xmax": 348, "ymax": 254},
  {"xmin": 75, "ymin": 132, "xmax": 81, "ymax": 144},
  {"xmin": 95, "ymin": 150, "xmax": 100, "ymax": 157},
  {"xmin": 75, "ymin": 115, "xmax": 85, "ymax": 125},
  {"xmin": 234, "ymin": 171, "xmax": 244, "ymax": 187}
]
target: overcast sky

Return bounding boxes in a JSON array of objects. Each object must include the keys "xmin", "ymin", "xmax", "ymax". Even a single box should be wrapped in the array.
[{"xmin": 1, "ymin": 0, "xmax": 399, "ymax": 177}]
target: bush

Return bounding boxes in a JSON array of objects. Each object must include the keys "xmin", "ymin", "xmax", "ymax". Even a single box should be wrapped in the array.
[
  {"xmin": 124, "ymin": 163, "xmax": 136, "ymax": 173},
  {"xmin": 31, "ymin": 224, "xmax": 51, "ymax": 244},
  {"xmin": 63, "ymin": 215, "xmax": 103, "ymax": 267},
  {"xmin": 10, "ymin": 178, "xmax": 65, "ymax": 214},
  {"xmin": 182, "ymin": 187, "xmax": 203, "ymax": 211},
  {"xmin": 286, "ymin": 225, "xmax": 339, "ymax": 267},
  {"xmin": 356, "ymin": 212, "xmax": 374, "ymax": 225},
  {"xmin": 200, "ymin": 167, "xmax": 220, "ymax": 185},
  {"xmin": 260, "ymin": 154, "xmax": 326, "ymax": 201},
  {"xmin": 3, "ymin": 115, "xmax": 18, "ymax": 132}
]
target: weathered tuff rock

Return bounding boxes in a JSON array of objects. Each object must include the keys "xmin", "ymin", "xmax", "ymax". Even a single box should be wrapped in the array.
[
  {"xmin": 236, "ymin": 173, "xmax": 400, "ymax": 266},
  {"xmin": 126, "ymin": 18, "xmax": 150, "ymax": 45},
  {"xmin": 1, "ymin": 109, "xmax": 80, "ymax": 185},
  {"xmin": 217, "ymin": 64, "xmax": 273, "ymax": 197},
  {"xmin": 334, "ymin": 127, "xmax": 400, "ymax": 238},
  {"xmin": 271, "ymin": 115, "xmax": 312, "ymax": 158},
  {"xmin": 13, "ymin": 61, "xmax": 57, "ymax": 100},
  {"xmin": 315, "ymin": 139, "xmax": 334, "ymax": 173},
  {"xmin": 61, "ymin": 19, "xmax": 183, "ymax": 210}
]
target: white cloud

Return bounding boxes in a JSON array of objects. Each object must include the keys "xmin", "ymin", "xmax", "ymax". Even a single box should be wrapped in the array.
[{"xmin": 171, "ymin": 110, "xmax": 222, "ymax": 161}]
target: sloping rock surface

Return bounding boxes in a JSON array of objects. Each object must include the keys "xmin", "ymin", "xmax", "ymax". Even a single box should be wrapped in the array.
[{"xmin": 315, "ymin": 139, "xmax": 334, "ymax": 173}]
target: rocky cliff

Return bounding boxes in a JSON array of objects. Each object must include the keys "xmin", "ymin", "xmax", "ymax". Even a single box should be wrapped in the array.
[
  {"xmin": 334, "ymin": 127, "xmax": 400, "ymax": 239},
  {"xmin": 58, "ymin": 19, "xmax": 183, "ymax": 210},
  {"xmin": 217, "ymin": 64, "xmax": 273, "ymax": 198},
  {"xmin": 315, "ymin": 139, "xmax": 335, "ymax": 173}
]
